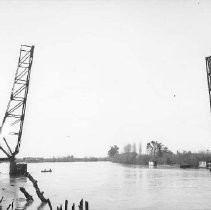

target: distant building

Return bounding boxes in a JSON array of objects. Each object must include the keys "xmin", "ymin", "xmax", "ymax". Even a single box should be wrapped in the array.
[
  {"xmin": 207, "ymin": 162, "xmax": 211, "ymax": 169},
  {"xmin": 149, "ymin": 161, "xmax": 157, "ymax": 168},
  {"xmin": 199, "ymin": 161, "xmax": 207, "ymax": 168}
]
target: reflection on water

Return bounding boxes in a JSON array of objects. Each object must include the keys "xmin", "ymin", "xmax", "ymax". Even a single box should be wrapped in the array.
[
  {"xmin": 10, "ymin": 176, "xmax": 27, "ymax": 185},
  {"xmin": 1, "ymin": 162, "xmax": 211, "ymax": 210}
]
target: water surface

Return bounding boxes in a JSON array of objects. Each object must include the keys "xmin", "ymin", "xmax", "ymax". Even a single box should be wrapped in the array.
[{"xmin": 0, "ymin": 162, "xmax": 211, "ymax": 210}]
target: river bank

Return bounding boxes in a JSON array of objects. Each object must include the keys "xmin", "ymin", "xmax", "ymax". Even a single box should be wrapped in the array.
[
  {"xmin": 15, "ymin": 156, "xmax": 109, "ymax": 163},
  {"xmin": 111, "ymin": 151, "xmax": 211, "ymax": 168},
  {"xmin": 13, "ymin": 151, "xmax": 211, "ymax": 169}
]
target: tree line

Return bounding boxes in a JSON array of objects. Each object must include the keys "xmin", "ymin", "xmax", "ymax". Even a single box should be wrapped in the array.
[{"xmin": 108, "ymin": 141, "xmax": 211, "ymax": 167}]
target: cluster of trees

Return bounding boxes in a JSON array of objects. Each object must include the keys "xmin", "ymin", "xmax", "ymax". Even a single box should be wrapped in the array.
[
  {"xmin": 108, "ymin": 141, "xmax": 211, "ymax": 167},
  {"xmin": 108, "ymin": 145, "xmax": 119, "ymax": 157},
  {"xmin": 123, "ymin": 143, "xmax": 142, "ymax": 154},
  {"xmin": 146, "ymin": 141, "xmax": 172, "ymax": 157}
]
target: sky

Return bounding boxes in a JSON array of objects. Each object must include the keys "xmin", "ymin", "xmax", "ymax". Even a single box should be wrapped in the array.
[{"xmin": 0, "ymin": 0, "xmax": 211, "ymax": 158}]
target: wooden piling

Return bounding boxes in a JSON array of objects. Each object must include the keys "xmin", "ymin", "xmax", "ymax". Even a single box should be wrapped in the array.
[
  {"xmin": 79, "ymin": 199, "xmax": 83, "ymax": 210},
  {"xmin": 20, "ymin": 187, "xmax": 33, "ymax": 201},
  {"xmin": 57, "ymin": 205, "xmax": 62, "ymax": 210},
  {"xmin": 72, "ymin": 203, "xmax": 75, "ymax": 210},
  {"xmin": 65, "ymin": 200, "xmax": 68, "ymax": 210},
  {"xmin": 25, "ymin": 172, "xmax": 52, "ymax": 209},
  {"xmin": 85, "ymin": 201, "xmax": 89, "ymax": 210},
  {"xmin": 6, "ymin": 203, "xmax": 11, "ymax": 210}
]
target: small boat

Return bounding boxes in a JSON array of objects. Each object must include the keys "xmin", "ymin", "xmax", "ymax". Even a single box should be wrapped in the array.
[{"xmin": 41, "ymin": 169, "xmax": 52, "ymax": 173}]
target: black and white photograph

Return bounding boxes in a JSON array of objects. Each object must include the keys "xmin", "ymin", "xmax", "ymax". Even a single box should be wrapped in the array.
[{"xmin": 1, "ymin": 0, "xmax": 211, "ymax": 209}]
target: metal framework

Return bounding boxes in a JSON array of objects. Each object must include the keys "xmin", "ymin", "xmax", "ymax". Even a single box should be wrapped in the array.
[
  {"xmin": 0, "ymin": 45, "xmax": 34, "ymax": 159},
  {"xmin": 206, "ymin": 56, "xmax": 211, "ymax": 111}
]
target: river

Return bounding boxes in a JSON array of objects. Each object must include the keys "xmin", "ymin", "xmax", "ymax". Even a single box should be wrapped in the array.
[{"xmin": 0, "ymin": 161, "xmax": 211, "ymax": 210}]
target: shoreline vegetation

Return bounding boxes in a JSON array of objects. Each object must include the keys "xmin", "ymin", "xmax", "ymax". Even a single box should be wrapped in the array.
[
  {"xmin": 13, "ymin": 151, "xmax": 211, "ymax": 169},
  {"xmin": 6, "ymin": 141, "xmax": 210, "ymax": 169},
  {"xmin": 108, "ymin": 142, "xmax": 211, "ymax": 168},
  {"xmin": 111, "ymin": 151, "xmax": 211, "ymax": 168},
  {"xmin": 16, "ymin": 156, "xmax": 110, "ymax": 163}
]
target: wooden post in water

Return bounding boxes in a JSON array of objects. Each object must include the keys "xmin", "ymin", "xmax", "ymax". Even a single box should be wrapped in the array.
[
  {"xmin": 79, "ymin": 199, "xmax": 83, "ymax": 210},
  {"xmin": 72, "ymin": 203, "xmax": 75, "ymax": 210},
  {"xmin": 57, "ymin": 206, "xmax": 61, "ymax": 210},
  {"xmin": 25, "ymin": 172, "xmax": 52, "ymax": 209},
  {"xmin": 6, "ymin": 202, "xmax": 12, "ymax": 210},
  {"xmin": 85, "ymin": 201, "xmax": 89, "ymax": 210},
  {"xmin": 20, "ymin": 187, "xmax": 33, "ymax": 201},
  {"xmin": 65, "ymin": 200, "xmax": 68, "ymax": 210}
]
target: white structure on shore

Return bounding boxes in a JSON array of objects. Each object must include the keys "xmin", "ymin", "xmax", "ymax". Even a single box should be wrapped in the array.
[
  {"xmin": 199, "ymin": 161, "xmax": 207, "ymax": 168},
  {"xmin": 148, "ymin": 161, "xmax": 157, "ymax": 168}
]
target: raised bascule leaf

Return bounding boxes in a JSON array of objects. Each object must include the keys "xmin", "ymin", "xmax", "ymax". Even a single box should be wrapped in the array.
[{"xmin": 0, "ymin": 45, "xmax": 34, "ymax": 175}]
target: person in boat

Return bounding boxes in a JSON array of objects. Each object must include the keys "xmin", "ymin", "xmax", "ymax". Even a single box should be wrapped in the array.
[{"xmin": 41, "ymin": 169, "xmax": 52, "ymax": 172}]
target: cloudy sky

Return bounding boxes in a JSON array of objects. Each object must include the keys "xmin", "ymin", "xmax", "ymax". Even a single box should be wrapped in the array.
[{"xmin": 0, "ymin": 0, "xmax": 211, "ymax": 158}]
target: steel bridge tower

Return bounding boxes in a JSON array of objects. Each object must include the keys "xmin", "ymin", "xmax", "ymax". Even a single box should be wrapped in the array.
[
  {"xmin": 0, "ymin": 45, "xmax": 34, "ymax": 175},
  {"xmin": 205, "ymin": 56, "xmax": 211, "ymax": 111}
]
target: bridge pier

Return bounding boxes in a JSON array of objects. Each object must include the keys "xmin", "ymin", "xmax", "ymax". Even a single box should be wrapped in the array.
[
  {"xmin": 9, "ymin": 158, "xmax": 17, "ymax": 175},
  {"xmin": 9, "ymin": 158, "xmax": 27, "ymax": 176}
]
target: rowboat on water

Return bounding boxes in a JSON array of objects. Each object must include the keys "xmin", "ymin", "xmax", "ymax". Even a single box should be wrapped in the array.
[{"xmin": 41, "ymin": 169, "xmax": 52, "ymax": 173}]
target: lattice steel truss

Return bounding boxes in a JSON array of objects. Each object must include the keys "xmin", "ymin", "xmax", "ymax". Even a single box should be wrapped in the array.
[
  {"xmin": 0, "ymin": 45, "xmax": 34, "ymax": 158},
  {"xmin": 206, "ymin": 56, "xmax": 211, "ymax": 111}
]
